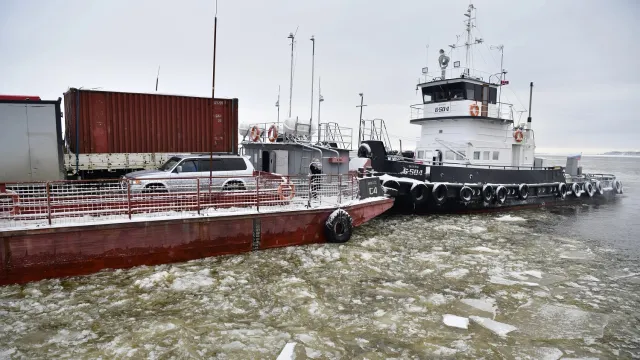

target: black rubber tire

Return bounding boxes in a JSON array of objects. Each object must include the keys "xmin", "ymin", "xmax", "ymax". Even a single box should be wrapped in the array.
[
  {"xmin": 432, "ymin": 184, "xmax": 448, "ymax": 206},
  {"xmin": 482, "ymin": 185, "xmax": 494, "ymax": 203},
  {"xmin": 518, "ymin": 184, "xmax": 529, "ymax": 200},
  {"xmin": 584, "ymin": 182, "xmax": 594, "ymax": 198},
  {"xmin": 558, "ymin": 183, "xmax": 567, "ymax": 199},
  {"xmin": 410, "ymin": 184, "xmax": 429, "ymax": 207},
  {"xmin": 325, "ymin": 209, "xmax": 353, "ymax": 243},
  {"xmin": 460, "ymin": 186, "xmax": 473, "ymax": 203},
  {"xmin": 496, "ymin": 186, "xmax": 507, "ymax": 204}
]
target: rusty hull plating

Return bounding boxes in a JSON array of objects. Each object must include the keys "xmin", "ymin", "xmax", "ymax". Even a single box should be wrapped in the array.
[{"xmin": 0, "ymin": 199, "xmax": 393, "ymax": 286}]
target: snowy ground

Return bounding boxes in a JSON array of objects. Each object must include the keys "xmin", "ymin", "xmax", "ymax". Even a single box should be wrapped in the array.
[{"xmin": 1, "ymin": 209, "xmax": 639, "ymax": 359}]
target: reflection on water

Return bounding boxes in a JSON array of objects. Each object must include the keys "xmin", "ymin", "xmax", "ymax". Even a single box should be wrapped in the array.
[{"xmin": 0, "ymin": 156, "xmax": 639, "ymax": 359}]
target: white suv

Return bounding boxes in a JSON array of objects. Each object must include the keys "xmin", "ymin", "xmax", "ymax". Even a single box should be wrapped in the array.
[{"xmin": 123, "ymin": 154, "xmax": 255, "ymax": 192}]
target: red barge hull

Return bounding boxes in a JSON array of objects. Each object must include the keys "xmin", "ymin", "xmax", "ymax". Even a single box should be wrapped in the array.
[{"xmin": 0, "ymin": 199, "xmax": 393, "ymax": 286}]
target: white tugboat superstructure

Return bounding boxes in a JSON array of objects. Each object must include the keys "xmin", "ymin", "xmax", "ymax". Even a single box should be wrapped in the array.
[{"xmin": 355, "ymin": 3, "xmax": 622, "ymax": 213}]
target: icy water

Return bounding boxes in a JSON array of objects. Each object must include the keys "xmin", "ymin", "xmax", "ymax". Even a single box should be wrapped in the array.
[{"xmin": 1, "ymin": 156, "xmax": 639, "ymax": 359}]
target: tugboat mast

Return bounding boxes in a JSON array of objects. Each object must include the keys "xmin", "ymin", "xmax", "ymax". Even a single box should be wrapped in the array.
[{"xmin": 464, "ymin": 3, "xmax": 474, "ymax": 76}]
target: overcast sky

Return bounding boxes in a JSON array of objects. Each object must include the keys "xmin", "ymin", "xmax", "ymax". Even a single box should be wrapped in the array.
[{"xmin": 1, "ymin": 0, "xmax": 638, "ymax": 154}]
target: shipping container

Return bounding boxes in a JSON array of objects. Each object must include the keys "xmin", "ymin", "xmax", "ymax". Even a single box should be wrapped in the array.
[
  {"xmin": 64, "ymin": 89, "xmax": 238, "ymax": 155},
  {"xmin": 0, "ymin": 98, "xmax": 64, "ymax": 182}
]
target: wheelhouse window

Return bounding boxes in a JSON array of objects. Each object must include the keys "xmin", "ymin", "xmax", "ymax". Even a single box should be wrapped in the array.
[
  {"xmin": 455, "ymin": 151, "xmax": 466, "ymax": 161},
  {"xmin": 417, "ymin": 150, "xmax": 425, "ymax": 159},
  {"xmin": 493, "ymin": 151, "xmax": 500, "ymax": 160},
  {"xmin": 483, "ymin": 151, "xmax": 490, "ymax": 160},
  {"xmin": 445, "ymin": 151, "xmax": 455, "ymax": 160},
  {"xmin": 473, "ymin": 151, "xmax": 480, "ymax": 160}
]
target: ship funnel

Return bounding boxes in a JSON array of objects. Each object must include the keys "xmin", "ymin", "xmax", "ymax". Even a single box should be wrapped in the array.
[{"xmin": 438, "ymin": 49, "xmax": 450, "ymax": 79}]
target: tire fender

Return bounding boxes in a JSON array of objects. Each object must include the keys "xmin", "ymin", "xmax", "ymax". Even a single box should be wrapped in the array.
[{"xmin": 325, "ymin": 209, "xmax": 353, "ymax": 243}]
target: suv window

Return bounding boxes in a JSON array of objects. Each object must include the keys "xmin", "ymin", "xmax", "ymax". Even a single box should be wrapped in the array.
[
  {"xmin": 221, "ymin": 158, "xmax": 247, "ymax": 171},
  {"xmin": 197, "ymin": 159, "xmax": 225, "ymax": 172},
  {"xmin": 178, "ymin": 160, "xmax": 198, "ymax": 172}
]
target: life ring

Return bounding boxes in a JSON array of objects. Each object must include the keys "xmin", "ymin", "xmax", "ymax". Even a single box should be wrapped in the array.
[
  {"xmin": 584, "ymin": 182, "xmax": 595, "ymax": 198},
  {"xmin": 595, "ymin": 181, "xmax": 604, "ymax": 195},
  {"xmin": 469, "ymin": 103, "xmax": 480, "ymax": 117},
  {"xmin": 0, "ymin": 190, "xmax": 20, "ymax": 215},
  {"xmin": 482, "ymin": 185, "xmax": 494, "ymax": 203},
  {"xmin": 250, "ymin": 126, "xmax": 261, "ymax": 142},
  {"xmin": 267, "ymin": 124, "xmax": 278, "ymax": 142},
  {"xmin": 571, "ymin": 183, "xmax": 581, "ymax": 197},
  {"xmin": 277, "ymin": 182, "xmax": 295, "ymax": 200},
  {"xmin": 460, "ymin": 186, "xmax": 473, "ymax": 203},
  {"xmin": 495, "ymin": 185, "xmax": 507, "ymax": 204},
  {"xmin": 514, "ymin": 130, "xmax": 524, "ymax": 143},
  {"xmin": 518, "ymin": 184, "xmax": 529, "ymax": 200},
  {"xmin": 325, "ymin": 209, "xmax": 353, "ymax": 243},
  {"xmin": 410, "ymin": 184, "xmax": 429, "ymax": 207},
  {"xmin": 432, "ymin": 183, "xmax": 448, "ymax": 205},
  {"xmin": 558, "ymin": 183, "xmax": 567, "ymax": 199}
]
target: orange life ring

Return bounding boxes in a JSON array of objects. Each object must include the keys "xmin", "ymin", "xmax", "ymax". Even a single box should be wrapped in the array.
[
  {"xmin": 1, "ymin": 191, "xmax": 20, "ymax": 216},
  {"xmin": 277, "ymin": 183, "xmax": 295, "ymax": 200},
  {"xmin": 469, "ymin": 103, "xmax": 480, "ymax": 116},
  {"xmin": 514, "ymin": 129, "xmax": 524, "ymax": 143},
  {"xmin": 250, "ymin": 126, "xmax": 261, "ymax": 142},
  {"xmin": 268, "ymin": 124, "xmax": 278, "ymax": 142}
]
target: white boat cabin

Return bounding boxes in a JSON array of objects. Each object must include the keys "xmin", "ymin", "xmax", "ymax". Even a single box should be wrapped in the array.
[{"xmin": 411, "ymin": 77, "xmax": 535, "ymax": 168}]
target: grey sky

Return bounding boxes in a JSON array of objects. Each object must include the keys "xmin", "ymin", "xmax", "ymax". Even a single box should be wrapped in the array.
[{"xmin": 1, "ymin": 0, "xmax": 638, "ymax": 153}]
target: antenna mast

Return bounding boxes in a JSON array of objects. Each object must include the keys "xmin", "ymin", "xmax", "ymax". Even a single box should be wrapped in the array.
[
  {"xmin": 287, "ymin": 28, "xmax": 298, "ymax": 118},
  {"xmin": 464, "ymin": 3, "xmax": 474, "ymax": 75},
  {"xmin": 276, "ymin": 85, "xmax": 280, "ymax": 125},
  {"xmin": 310, "ymin": 35, "xmax": 315, "ymax": 128}
]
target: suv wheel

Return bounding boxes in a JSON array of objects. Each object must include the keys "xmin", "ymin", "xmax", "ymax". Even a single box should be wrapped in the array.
[{"xmin": 223, "ymin": 181, "xmax": 246, "ymax": 191}]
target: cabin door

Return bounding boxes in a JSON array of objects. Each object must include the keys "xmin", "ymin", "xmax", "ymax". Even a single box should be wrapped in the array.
[
  {"xmin": 261, "ymin": 151, "xmax": 270, "ymax": 172},
  {"xmin": 511, "ymin": 145, "xmax": 521, "ymax": 167}
]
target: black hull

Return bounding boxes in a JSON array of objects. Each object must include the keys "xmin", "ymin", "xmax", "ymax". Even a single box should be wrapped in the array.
[{"xmin": 391, "ymin": 188, "xmax": 618, "ymax": 215}]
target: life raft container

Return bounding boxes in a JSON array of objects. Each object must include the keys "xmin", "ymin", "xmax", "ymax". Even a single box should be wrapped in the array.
[
  {"xmin": 460, "ymin": 186, "xmax": 473, "ymax": 203},
  {"xmin": 518, "ymin": 184, "xmax": 529, "ymax": 200},
  {"xmin": 469, "ymin": 103, "xmax": 480, "ymax": 117},
  {"xmin": 495, "ymin": 185, "xmax": 507, "ymax": 204},
  {"xmin": 267, "ymin": 124, "xmax": 278, "ymax": 142},
  {"xmin": 325, "ymin": 208, "xmax": 353, "ymax": 243},
  {"xmin": 432, "ymin": 183, "xmax": 448, "ymax": 205}
]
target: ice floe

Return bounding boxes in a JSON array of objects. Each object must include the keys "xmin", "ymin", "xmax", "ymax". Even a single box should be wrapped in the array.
[
  {"xmin": 469, "ymin": 316, "xmax": 517, "ymax": 337},
  {"xmin": 442, "ymin": 314, "xmax": 469, "ymax": 329},
  {"xmin": 495, "ymin": 215, "xmax": 526, "ymax": 222}
]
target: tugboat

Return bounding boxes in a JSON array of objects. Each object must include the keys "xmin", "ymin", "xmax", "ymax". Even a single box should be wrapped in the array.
[{"xmin": 355, "ymin": 3, "xmax": 623, "ymax": 212}]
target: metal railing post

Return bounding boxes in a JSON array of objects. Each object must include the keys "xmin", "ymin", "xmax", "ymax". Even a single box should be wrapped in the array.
[
  {"xmin": 127, "ymin": 180, "xmax": 132, "ymax": 220},
  {"xmin": 308, "ymin": 174, "xmax": 312, "ymax": 208},
  {"xmin": 197, "ymin": 178, "xmax": 201, "ymax": 215},
  {"xmin": 255, "ymin": 175, "xmax": 260, "ymax": 212},
  {"xmin": 46, "ymin": 182, "xmax": 52, "ymax": 225},
  {"xmin": 338, "ymin": 175, "xmax": 342, "ymax": 204}
]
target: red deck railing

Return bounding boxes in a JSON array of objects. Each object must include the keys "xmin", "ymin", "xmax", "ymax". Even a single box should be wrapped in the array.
[{"xmin": 0, "ymin": 174, "xmax": 358, "ymax": 229}]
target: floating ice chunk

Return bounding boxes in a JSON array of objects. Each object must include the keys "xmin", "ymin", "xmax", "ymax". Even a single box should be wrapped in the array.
[
  {"xmin": 468, "ymin": 246, "xmax": 501, "ymax": 253},
  {"xmin": 461, "ymin": 298, "xmax": 496, "ymax": 317},
  {"xmin": 276, "ymin": 342, "xmax": 296, "ymax": 360},
  {"xmin": 360, "ymin": 237, "xmax": 378, "ymax": 247},
  {"xmin": 444, "ymin": 268, "xmax": 469, "ymax": 279},
  {"xmin": 495, "ymin": 215, "xmax": 526, "ymax": 222},
  {"xmin": 443, "ymin": 314, "xmax": 469, "ymax": 329},
  {"xmin": 427, "ymin": 293, "xmax": 454, "ymax": 306},
  {"xmin": 523, "ymin": 270, "xmax": 543, "ymax": 279},
  {"xmin": 470, "ymin": 226, "xmax": 487, "ymax": 233},
  {"xmin": 512, "ymin": 347, "xmax": 563, "ymax": 360},
  {"xmin": 578, "ymin": 275, "xmax": 600, "ymax": 282},
  {"xmin": 489, "ymin": 276, "xmax": 538, "ymax": 287},
  {"xmin": 559, "ymin": 250, "xmax": 595, "ymax": 260},
  {"xmin": 469, "ymin": 316, "xmax": 517, "ymax": 337},
  {"xmin": 511, "ymin": 302, "xmax": 609, "ymax": 340},
  {"xmin": 305, "ymin": 347, "xmax": 322, "ymax": 359},
  {"xmin": 134, "ymin": 271, "xmax": 170, "ymax": 289},
  {"xmin": 171, "ymin": 270, "xmax": 213, "ymax": 291}
]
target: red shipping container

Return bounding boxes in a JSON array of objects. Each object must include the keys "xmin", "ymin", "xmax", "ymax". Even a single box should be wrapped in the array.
[{"xmin": 64, "ymin": 89, "xmax": 238, "ymax": 154}]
